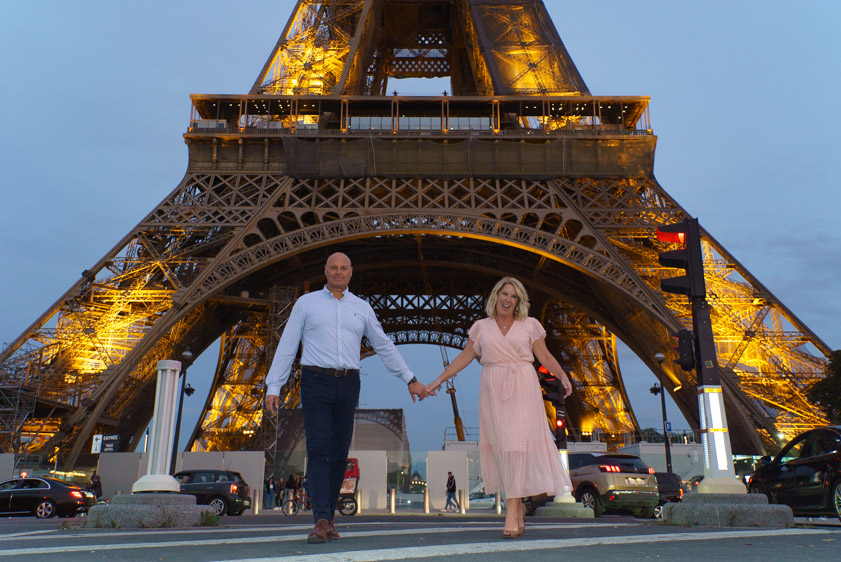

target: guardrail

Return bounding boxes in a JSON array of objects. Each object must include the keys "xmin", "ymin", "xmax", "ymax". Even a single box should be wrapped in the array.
[{"xmin": 186, "ymin": 126, "xmax": 653, "ymax": 139}]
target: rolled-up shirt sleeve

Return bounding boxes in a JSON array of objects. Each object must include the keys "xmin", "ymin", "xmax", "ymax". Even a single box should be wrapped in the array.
[
  {"xmin": 265, "ymin": 300, "xmax": 305, "ymax": 396},
  {"xmin": 362, "ymin": 303, "xmax": 415, "ymax": 384}
]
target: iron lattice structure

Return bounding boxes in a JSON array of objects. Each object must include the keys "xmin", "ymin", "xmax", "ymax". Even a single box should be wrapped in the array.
[{"xmin": 0, "ymin": 0, "xmax": 830, "ymax": 468}]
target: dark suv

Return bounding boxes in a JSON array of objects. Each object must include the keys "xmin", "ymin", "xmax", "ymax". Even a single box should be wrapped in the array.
[
  {"xmin": 568, "ymin": 453, "xmax": 659, "ymax": 517},
  {"xmin": 174, "ymin": 469, "xmax": 251, "ymax": 516}
]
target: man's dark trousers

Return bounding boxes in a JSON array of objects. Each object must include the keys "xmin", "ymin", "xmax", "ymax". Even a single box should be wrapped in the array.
[{"xmin": 300, "ymin": 367, "xmax": 360, "ymax": 523}]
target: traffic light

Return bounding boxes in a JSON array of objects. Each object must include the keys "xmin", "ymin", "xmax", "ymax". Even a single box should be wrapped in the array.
[
  {"xmin": 554, "ymin": 409, "xmax": 568, "ymax": 449},
  {"xmin": 538, "ymin": 366, "xmax": 568, "ymax": 449},
  {"xmin": 672, "ymin": 329, "xmax": 695, "ymax": 371},
  {"xmin": 657, "ymin": 218, "xmax": 705, "ymax": 299},
  {"xmin": 538, "ymin": 366, "xmax": 564, "ymax": 404}
]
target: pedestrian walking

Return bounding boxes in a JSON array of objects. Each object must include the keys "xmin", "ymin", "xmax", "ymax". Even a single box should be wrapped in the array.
[
  {"xmin": 265, "ymin": 252, "xmax": 431, "ymax": 544},
  {"xmin": 442, "ymin": 471, "xmax": 459, "ymax": 512},
  {"xmin": 427, "ymin": 276, "xmax": 573, "ymax": 538}
]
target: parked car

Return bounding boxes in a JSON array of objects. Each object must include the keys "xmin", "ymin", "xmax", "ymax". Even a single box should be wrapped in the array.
[
  {"xmin": 652, "ymin": 471, "xmax": 683, "ymax": 518},
  {"xmin": 469, "ymin": 490, "xmax": 504, "ymax": 509},
  {"xmin": 682, "ymin": 474, "xmax": 704, "ymax": 494},
  {"xmin": 174, "ymin": 469, "xmax": 251, "ymax": 516},
  {"xmin": 568, "ymin": 453, "xmax": 659, "ymax": 517},
  {"xmin": 0, "ymin": 476, "xmax": 96, "ymax": 518},
  {"xmin": 747, "ymin": 426, "xmax": 841, "ymax": 521}
]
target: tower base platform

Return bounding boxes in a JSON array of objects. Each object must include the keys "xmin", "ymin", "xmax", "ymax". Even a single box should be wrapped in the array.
[{"xmin": 662, "ymin": 492, "xmax": 793, "ymax": 528}]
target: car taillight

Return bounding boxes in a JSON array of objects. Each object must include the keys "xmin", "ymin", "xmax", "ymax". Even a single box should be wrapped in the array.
[
  {"xmin": 679, "ymin": 488, "xmax": 684, "ymax": 499},
  {"xmin": 70, "ymin": 491, "xmax": 83, "ymax": 498},
  {"xmin": 230, "ymin": 484, "xmax": 238, "ymax": 494},
  {"xmin": 599, "ymin": 465, "xmax": 620, "ymax": 472},
  {"xmin": 648, "ymin": 467, "xmax": 655, "ymax": 474}
]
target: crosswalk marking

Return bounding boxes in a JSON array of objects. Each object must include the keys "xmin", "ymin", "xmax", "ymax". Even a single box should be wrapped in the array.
[
  {"xmin": 221, "ymin": 528, "xmax": 839, "ymax": 561},
  {"xmin": 0, "ymin": 523, "xmax": 833, "ymax": 558}
]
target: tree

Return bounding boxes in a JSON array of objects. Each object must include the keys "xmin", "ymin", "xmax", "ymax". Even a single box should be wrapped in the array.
[{"xmin": 808, "ymin": 350, "xmax": 841, "ymax": 424}]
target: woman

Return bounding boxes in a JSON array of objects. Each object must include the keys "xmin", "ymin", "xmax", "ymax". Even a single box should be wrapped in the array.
[
  {"xmin": 426, "ymin": 277, "xmax": 573, "ymax": 538},
  {"xmin": 264, "ymin": 475, "xmax": 276, "ymax": 510}
]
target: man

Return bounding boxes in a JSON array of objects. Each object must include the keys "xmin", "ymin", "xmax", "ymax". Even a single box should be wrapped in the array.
[
  {"xmin": 90, "ymin": 472, "xmax": 103, "ymax": 500},
  {"xmin": 265, "ymin": 252, "xmax": 428, "ymax": 544},
  {"xmin": 443, "ymin": 471, "xmax": 459, "ymax": 512}
]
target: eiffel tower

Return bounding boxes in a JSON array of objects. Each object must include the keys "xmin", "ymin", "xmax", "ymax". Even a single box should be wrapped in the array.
[{"xmin": 0, "ymin": 0, "xmax": 830, "ymax": 469}]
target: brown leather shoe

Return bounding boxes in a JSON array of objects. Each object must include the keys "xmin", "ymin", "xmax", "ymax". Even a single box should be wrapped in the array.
[
  {"xmin": 307, "ymin": 519, "xmax": 331, "ymax": 544},
  {"xmin": 328, "ymin": 519, "xmax": 340, "ymax": 540}
]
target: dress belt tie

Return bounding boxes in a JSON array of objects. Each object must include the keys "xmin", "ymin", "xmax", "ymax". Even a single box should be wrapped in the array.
[{"xmin": 483, "ymin": 361, "xmax": 532, "ymax": 402}]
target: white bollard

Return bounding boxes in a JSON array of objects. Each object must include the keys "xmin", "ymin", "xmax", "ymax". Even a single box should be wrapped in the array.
[
  {"xmin": 494, "ymin": 492, "xmax": 502, "ymax": 514},
  {"xmin": 423, "ymin": 487, "xmax": 430, "ymax": 514},
  {"xmin": 389, "ymin": 488, "xmax": 396, "ymax": 514},
  {"xmin": 459, "ymin": 489, "xmax": 466, "ymax": 514}
]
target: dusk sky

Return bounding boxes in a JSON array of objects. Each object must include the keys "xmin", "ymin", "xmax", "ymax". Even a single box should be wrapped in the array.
[{"xmin": 2, "ymin": 1, "xmax": 839, "ymax": 453}]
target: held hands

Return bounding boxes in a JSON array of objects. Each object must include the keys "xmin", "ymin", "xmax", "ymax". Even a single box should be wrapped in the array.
[
  {"xmin": 408, "ymin": 380, "xmax": 430, "ymax": 403},
  {"xmin": 425, "ymin": 377, "xmax": 444, "ymax": 397}
]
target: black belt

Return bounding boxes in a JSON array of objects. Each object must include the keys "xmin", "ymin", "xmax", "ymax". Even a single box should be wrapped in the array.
[{"xmin": 302, "ymin": 365, "xmax": 359, "ymax": 378}]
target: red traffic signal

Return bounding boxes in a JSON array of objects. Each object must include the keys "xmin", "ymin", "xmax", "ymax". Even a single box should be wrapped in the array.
[
  {"xmin": 656, "ymin": 229, "xmax": 686, "ymax": 245},
  {"xmin": 672, "ymin": 329, "xmax": 696, "ymax": 371},
  {"xmin": 539, "ymin": 368, "xmax": 564, "ymax": 405},
  {"xmin": 657, "ymin": 219, "xmax": 705, "ymax": 299},
  {"xmin": 554, "ymin": 411, "xmax": 568, "ymax": 449}
]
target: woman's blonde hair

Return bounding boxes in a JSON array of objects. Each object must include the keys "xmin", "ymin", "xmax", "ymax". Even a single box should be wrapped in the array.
[{"xmin": 485, "ymin": 277, "xmax": 530, "ymax": 319}]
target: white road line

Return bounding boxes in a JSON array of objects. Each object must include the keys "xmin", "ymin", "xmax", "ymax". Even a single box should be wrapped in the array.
[
  {"xmin": 0, "ymin": 521, "xmax": 621, "ymax": 543},
  {"xmin": 0, "ymin": 529, "xmax": 58, "ymax": 539},
  {"xmin": 219, "ymin": 528, "xmax": 840, "ymax": 561},
  {"xmin": 0, "ymin": 525, "xmax": 312, "ymax": 542},
  {"xmin": 0, "ymin": 526, "xmax": 498, "ymax": 556}
]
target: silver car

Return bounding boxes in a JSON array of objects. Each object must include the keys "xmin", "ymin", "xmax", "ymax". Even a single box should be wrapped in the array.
[{"xmin": 469, "ymin": 490, "xmax": 505, "ymax": 509}]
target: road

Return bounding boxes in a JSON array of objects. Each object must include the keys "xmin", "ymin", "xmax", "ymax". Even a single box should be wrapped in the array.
[{"xmin": 0, "ymin": 512, "xmax": 838, "ymax": 560}]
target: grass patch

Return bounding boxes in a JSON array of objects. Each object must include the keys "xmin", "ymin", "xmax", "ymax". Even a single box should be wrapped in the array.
[{"xmin": 200, "ymin": 511, "xmax": 221, "ymax": 526}]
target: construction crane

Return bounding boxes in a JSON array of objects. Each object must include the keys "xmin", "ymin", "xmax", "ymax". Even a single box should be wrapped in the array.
[
  {"xmin": 440, "ymin": 349, "xmax": 466, "ymax": 441},
  {"xmin": 419, "ymin": 238, "xmax": 465, "ymax": 441}
]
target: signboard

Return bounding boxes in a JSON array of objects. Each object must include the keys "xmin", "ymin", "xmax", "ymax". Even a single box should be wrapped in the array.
[
  {"xmin": 664, "ymin": 421, "xmax": 672, "ymax": 432},
  {"xmin": 101, "ymin": 434, "xmax": 120, "ymax": 453},
  {"xmin": 91, "ymin": 434, "xmax": 103, "ymax": 454}
]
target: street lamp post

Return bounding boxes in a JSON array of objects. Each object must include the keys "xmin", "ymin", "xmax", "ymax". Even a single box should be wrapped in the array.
[
  {"xmin": 170, "ymin": 349, "xmax": 194, "ymax": 475},
  {"xmin": 652, "ymin": 353, "xmax": 673, "ymax": 474}
]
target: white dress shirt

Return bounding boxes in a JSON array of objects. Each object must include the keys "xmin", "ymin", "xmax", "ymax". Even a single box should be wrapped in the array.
[{"xmin": 265, "ymin": 285, "xmax": 415, "ymax": 395}]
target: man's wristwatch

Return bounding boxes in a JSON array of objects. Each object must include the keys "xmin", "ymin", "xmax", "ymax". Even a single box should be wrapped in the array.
[{"xmin": 407, "ymin": 376, "xmax": 418, "ymax": 385}]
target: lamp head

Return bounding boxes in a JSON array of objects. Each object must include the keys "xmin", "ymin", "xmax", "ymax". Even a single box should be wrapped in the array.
[
  {"xmin": 181, "ymin": 349, "xmax": 194, "ymax": 365},
  {"xmin": 654, "ymin": 352, "xmax": 665, "ymax": 365}
]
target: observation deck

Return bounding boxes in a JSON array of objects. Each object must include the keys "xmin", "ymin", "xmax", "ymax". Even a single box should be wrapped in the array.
[{"xmin": 185, "ymin": 94, "xmax": 656, "ymax": 179}]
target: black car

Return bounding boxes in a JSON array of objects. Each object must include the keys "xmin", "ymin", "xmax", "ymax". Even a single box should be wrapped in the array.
[
  {"xmin": 652, "ymin": 471, "xmax": 683, "ymax": 518},
  {"xmin": 174, "ymin": 469, "xmax": 251, "ymax": 516},
  {"xmin": 0, "ymin": 476, "xmax": 96, "ymax": 518},
  {"xmin": 748, "ymin": 426, "xmax": 841, "ymax": 521}
]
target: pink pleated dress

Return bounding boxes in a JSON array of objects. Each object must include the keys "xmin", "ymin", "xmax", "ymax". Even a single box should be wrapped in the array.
[{"xmin": 469, "ymin": 316, "xmax": 572, "ymax": 499}]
